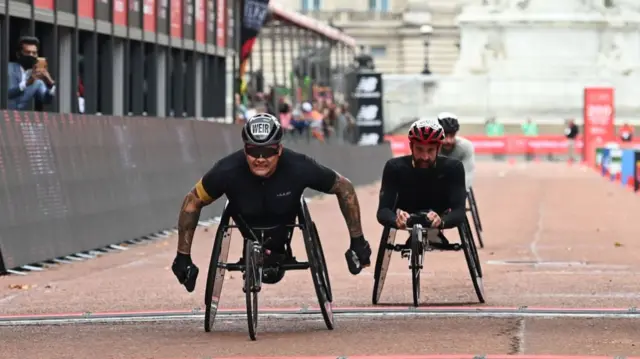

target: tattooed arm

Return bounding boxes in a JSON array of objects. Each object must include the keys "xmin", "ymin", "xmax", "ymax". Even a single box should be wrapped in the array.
[
  {"xmin": 177, "ymin": 162, "xmax": 226, "ymax": 255},
  {"xmin": 328, "ymin": 175, "xmax": 364, "ymax": 238},
  {"xmin": 177, "ymin": 187, "xmax": 217, "ymax": 255}
]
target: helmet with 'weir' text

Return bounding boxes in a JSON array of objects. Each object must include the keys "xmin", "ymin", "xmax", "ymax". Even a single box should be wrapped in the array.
[{"xmin": 242, "ymin": 113, "xmax": 284, "ymax": 146}]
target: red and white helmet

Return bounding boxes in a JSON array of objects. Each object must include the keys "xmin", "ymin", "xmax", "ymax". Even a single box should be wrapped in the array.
[{"xmin": 408, "ymin": 118, "xmax": 445, "ymax": 144}]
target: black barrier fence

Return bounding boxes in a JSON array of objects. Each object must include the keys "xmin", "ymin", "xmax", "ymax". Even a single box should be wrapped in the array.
[{"xmin": 0, "ymin": 111, "xmax": 391, "ymax": 272}]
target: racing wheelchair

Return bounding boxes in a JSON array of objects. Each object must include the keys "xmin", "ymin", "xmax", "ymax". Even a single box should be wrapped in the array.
[
  {"xmin": 466, "ymin": 187, "xmax": 484, "ymax": 248},
  {"xmin": 372, "ymin": 212, "xmax": 484, "ymax": 307},
  {"xmin": 203, "ymin": 197, "xmax": 333, "ymax": 341}
]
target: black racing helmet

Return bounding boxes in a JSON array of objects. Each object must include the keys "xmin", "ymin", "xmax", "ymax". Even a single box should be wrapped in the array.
[
  {"xmin": 241, "ymin": 113, "xmax": 284, "ymax": 146},
  {"xmin": 437, "ymin": 112, "xmax": 460, "ymax": 135}
]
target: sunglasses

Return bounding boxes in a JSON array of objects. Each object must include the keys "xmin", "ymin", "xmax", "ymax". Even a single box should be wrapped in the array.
[{"xmin": 245, "ymin": 145, "xmax": 279, "ymax": 158}]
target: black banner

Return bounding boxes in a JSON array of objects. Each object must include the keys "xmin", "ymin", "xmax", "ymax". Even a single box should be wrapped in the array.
[
  {"xmin": 96, "ymin": 0, "xmax": 111, "ymax": 22},
  {"xmin": 183, "ymin": 0, "xmax": 194, "ymax": 39},
  {"xmin": 635, "ymin": 151, "xmax": 640, "ymax": 192},
  {"xmin": 351, "ymin": 72, "xmax": 385, "ymax": 145},
  {"xmin": 206, "ymin": 0, "xmax": 215, "ymax": 44},
  {"xmin": 157, "ymin": 0, "xmax": 169, "ymax": 34},
  {"xmin": 57, "ymin": 0, "xmax": 75, "ymax": 13},
  {"xmin": 0, "ymin": 110, "xmax": 392, "ymax": 272},
  {"xmin": 129, "ymin": 0, "xmax": 142, "ymax": 28}
]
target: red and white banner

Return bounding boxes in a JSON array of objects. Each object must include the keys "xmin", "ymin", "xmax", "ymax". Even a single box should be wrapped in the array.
[
  {"xmin": 113, "ymin": 0, "xmax": 127, "ymax": 25},
  {"xmin": 143, "ymin": 0, "xmax": 156, "ymax": 32},
  {"xmin": 583, "ymin": 87, "xmax": 615, "ymax": 164},
  {"xmin": 195, "ymin": 0, "xmax": 206, "ymax": 43},
  {"xmin": 170, "ymin": 0, "xmax": 183, "ymax": 37},
  {"xmin": 34, "ymin": 0, "xmax": 54, "ymax": 10},
  {"xmin": 78, "ymin": 0, "xmax": 95, "ymax": 18},
  {"xmin": 386, "ymin": 134, "xmax": 640, "ymax": 158},
  {"xmin": 216, "ymin": 0, "xmax": 226, "ymax": 47}
]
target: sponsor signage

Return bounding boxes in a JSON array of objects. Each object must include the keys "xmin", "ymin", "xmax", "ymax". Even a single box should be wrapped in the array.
[{"xmin": 351, "ymin": 72, "xmax": 384, "ymax": 145}]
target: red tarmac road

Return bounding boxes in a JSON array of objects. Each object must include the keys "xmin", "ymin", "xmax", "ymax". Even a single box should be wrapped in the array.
[{"xmin": 1, "ymin": 162, "xmax": 639, "ymax": 358}]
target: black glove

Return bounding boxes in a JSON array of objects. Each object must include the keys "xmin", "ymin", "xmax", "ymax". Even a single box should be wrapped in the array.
[
  {"xmin": 345, "ymin": 235, "xmax": 371, "ymax": 275},
  {"xmin": 171, "ymin": 252, "xmax": 199, "ymax": 292}
]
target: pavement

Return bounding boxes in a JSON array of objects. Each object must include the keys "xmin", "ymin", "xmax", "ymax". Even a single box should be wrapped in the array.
[{"xmin": 1, "ymin": 161, "xmax": 640, "ymax": 358}]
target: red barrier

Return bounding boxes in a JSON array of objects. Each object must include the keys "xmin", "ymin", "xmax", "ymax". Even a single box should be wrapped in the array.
[{"xmin": 385, "ymin": 135, "xmax": 640, "ymax": 158}]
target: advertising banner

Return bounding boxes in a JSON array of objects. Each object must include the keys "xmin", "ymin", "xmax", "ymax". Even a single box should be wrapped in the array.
[
  {"xmin": 196, "ymin": 0, "xmax": 206, "ymax": 43},
  {"xmin": 216, "ymin": 0, "xmax": 227, "ymax": 48},
  {"xmin": 239, "ymin": 0, "xmax": 270, "ymax": 93},
  {"xmin": 170, "ymin": 0, "xmax": 183, "ymax": 38},
  {"xmin": 78, "ymin": 0, "xmax": 95, "ymax": 18},
  {"xmin": 207, "ymin": 0, "xmax": 215, "ymax": 44},
  {"xmin": 96, "ymin": 0, "xmax": 112, "ymax": 22},
  {"xmin": 113, "ymin": 0, "xmax": 128, "ymax": 26},
  {"xmin": 607, "ymin": 148, "xmax": 622, "ymax": 181},
  {"xmin": 352, "ymin": 72, "xmax": 385, "ymax": 145},
  {"xmin": 129, "ymin": 0, "xmax": 142, "ymax": 28},
  {"xmin": 635, "ymin": 150, "xmax": 640, "ymax": 192},
  {"xmin": 621, "ymin": 149, "xmax": 636, "ymax": 188},
  {"xmin": 157, "ymin": 0, "xmax": 169, "ymax": 34},
  {"xmin": 583, "ymin": 87, "xmax": 615, "ymax": 165},
  {"xmin": 600, "ymin": 148, "xmax": 610, "ymax": 177},
  {"xmin": 595, "ymin": 147, "xmax": 605, "ymax": 169},
  {"xmin": 183, "ymin": 0, "xmax": 194, "ymax": 39},
  {"xmin": 34, "ymin": 0, "xmax": 54, "ymax": 10},
  {"xmin": 57, "ymin": 0, "xmax": 74, "ymax": 13},
  {"xmin": 143, "ymin": 0, "xmax": 157, "ymax": 32}
]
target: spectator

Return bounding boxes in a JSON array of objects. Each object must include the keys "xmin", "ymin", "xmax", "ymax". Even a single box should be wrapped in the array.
[
  {"xmin": 522, "ymin": 118, "xmax": 538, "ymax": 161},
  {"xmin": 564, "ymin": 119, "xmax": 579, "ymax": 162},
  {"xmin": 8, "ymin": 36, "xmax": 56, "ymax": 110},
  {"xmin": 278, "ymin": 97, "xmax": 293, "ymax": 136},
  {"xmin": 619, "ymin": 122, "xmax": 634, "ymax": 142},
  {"xmin": 234, "ymin": 93, "xmax": 247, "ymax": 124},
  {"xmin": 337, "ymin": 103, "xmax": 357, "ymax": 144},
  {"xmin": 322, "ymin": 104, "xmax": 337, "ymax": 141},
  {"xmin": 485, "ymin": 117, "xmax": 504, "ymax": 137},
  {"xmin": 521, "ymin": 118, "xmax": 538, "ymax": 136}
]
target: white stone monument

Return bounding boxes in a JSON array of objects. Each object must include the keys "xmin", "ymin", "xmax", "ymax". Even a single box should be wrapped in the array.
[{"xmin": 430, "ymin": 0, "xmax": 640, "ymax": 122}]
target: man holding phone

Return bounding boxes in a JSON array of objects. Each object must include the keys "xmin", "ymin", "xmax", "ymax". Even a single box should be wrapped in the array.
[{"xmin": 7, "ymin": 36, "xmax": 56, "ymax": 110}]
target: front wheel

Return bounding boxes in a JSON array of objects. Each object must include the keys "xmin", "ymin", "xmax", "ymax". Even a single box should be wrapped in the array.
[
  {"xmin": 410, "ymin": 226, "xmax": 423, "ymax": 307},
  {"xmin": 244, "ymin": 240, "xmax": 259, "ymax": 341}
]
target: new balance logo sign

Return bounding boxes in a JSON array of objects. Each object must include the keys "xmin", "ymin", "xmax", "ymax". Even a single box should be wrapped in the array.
[
  {"xmin": 356, "ymin": 105, "xmax": 382, "ymax": 127},
  {"xmin": 352, "ymin": 76, "xmax": 381, "ymax": 99},
  {"xmin": 358, "ymin": 133, "xmax": 380, "ymax": 146}
]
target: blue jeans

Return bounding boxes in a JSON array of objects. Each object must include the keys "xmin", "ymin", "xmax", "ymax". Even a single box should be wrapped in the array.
[{"xmin": 8, "ymin": 80, "xmax": 52, "ymax": 110}]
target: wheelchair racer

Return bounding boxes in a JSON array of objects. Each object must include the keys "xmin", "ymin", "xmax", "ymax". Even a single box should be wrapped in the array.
[
  {"xmin": 437, "ymin": 112, "xmax": 475, "ymax": 191},
  {"xmin": 376, "ymin": 118, "xmax": 467, "ymax": 247},
  {"xmin": 171, "ymin": 113, "xmax": 372, "ymax": 291}
]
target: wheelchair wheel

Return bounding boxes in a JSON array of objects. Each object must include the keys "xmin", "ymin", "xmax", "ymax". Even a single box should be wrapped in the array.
[
  {"xmin": 204, "ymin": 210, "xmax": 233, "ymax": 332},
  {"xmin": 469, "ymin": 187, "xmax": 484, "ymax": 232},
  {"xmin": 458, "ymin": 220, "xmax": 485, "ymax": 303},
  {"xmin": 465, "ymin": 217, "xmax": 483, "ymax": 278},
  {"xmin": 244, "ymin": 239, "xmax": 259, "ymax": 341},
  {"xmin": 300, "ymin": 198, "xmax": 334, "ymax": 330},
  {"xmin": 372, "ymin": 227, "xmax": 396, "ymax": 305},
  {"xmin": 311, "ymin": 221, "xmax": 332, "ymax": 302},
  {"xmin": 410, "ymin": 226, "xmax": 423, "ymax": 307}
]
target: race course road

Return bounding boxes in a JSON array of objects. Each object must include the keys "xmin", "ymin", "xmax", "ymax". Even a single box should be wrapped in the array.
[{"xmin": 1, "ymin": 161, "xmax": 640, "ymax": 358}]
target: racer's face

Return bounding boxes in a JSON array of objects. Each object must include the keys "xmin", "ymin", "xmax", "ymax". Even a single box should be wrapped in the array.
[
  {"xmin": 442, "ymin": 133, "xmax": 456, "ymax": 151},
  {"xmin": 244, "ymin": 144, "xmax": 282, "ymax": 177},
  {"xmin": 411, "ymin": 142, "xmax": 439, "ymax": 168}
]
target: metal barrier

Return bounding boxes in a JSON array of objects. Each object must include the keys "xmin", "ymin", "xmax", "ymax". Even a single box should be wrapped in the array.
[{"xmin": 0, "ymin": 111, "xmax": 392, "ymax": 272}]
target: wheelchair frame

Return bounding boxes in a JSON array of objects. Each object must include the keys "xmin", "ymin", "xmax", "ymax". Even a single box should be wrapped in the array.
[
  {"xmin": 466, "ymin": 187, "xmax": 484, "ymax": 248},
  {"xmin": 372, "ymin": 216, "xmax": 485, "ymax": 307},
  {"xmin": 203, "ymin": 197, "xmax": 334, "ymax": 340}
]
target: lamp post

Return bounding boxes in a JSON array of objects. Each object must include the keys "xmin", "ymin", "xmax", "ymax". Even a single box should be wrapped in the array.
[{"xmin": 420, "ymin": 24, "xmax": 433, "ymax": 75}]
